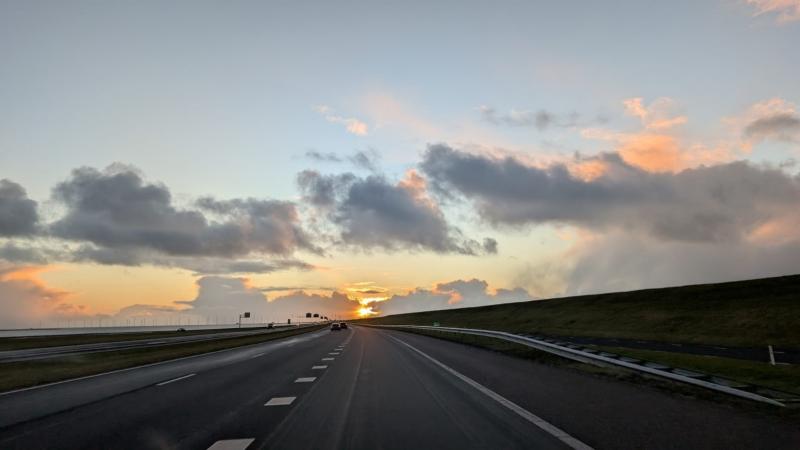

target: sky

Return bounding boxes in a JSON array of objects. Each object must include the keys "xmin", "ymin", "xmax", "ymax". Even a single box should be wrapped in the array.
[{"xmin": 1, "ymin": 0, "xmax": 800, "ymax": 328}]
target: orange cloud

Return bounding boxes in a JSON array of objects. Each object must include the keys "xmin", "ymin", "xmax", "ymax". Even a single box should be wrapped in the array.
[{"xmin": 746, "ymin": 0, "xmax": 800, "ymax": 23}]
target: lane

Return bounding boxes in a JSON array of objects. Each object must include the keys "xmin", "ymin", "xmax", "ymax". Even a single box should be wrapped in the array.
[
  {"xmin": 0, "ymin": 327, "xmax": 350, "ymax": 449},
  {"xmin": 1, "ymin": 325, "xmax": 797, "ymax": 449},
  {"xmin": 0, "ymin": 327, "xmax": 328, "ymax": 428},
  {"xmin": 260, "ymin": 326, "xmax": 573, "ymax": 450},
  {"xmin": 0, "ymin": 325, "xmax": 304, "ymax": 363},
  {"xmin": 387, "ymin": 328, "xmax": 800, "ymax": 450}
]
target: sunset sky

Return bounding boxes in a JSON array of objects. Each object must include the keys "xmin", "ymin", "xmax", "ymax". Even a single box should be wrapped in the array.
[{"xmin": 2, "ymin": 0, "xmax": 800, "ymax": 327}]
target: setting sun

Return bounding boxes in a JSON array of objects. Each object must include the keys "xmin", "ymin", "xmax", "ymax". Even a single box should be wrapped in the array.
[{"xmin": 357, "ymin": 306, "xmax": 376, "ymax": 317}]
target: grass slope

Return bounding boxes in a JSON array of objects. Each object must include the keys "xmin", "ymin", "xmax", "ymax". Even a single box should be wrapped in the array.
[{"xmin": 364, "ymin": 274, "xmax": 800, "ymax": 348}]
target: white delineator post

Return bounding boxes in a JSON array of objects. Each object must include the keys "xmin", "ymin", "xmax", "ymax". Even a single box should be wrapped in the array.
[{"xmin": 768, "ymin": 345, "xmax": 776, "ymax": 366}]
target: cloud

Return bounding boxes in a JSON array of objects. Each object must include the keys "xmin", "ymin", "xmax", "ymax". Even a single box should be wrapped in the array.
[
  {"xmin": 176, "ymin": 276, "xmax": 359, "ymax": 321},
  {"xmin": 305, "ymin": 149, "xmax": 380, "ymax": 172},
  {"xmin": 0, "ymin": 264, "xmax": 85, "ymax": 329},
  {"xmin": 48, "ymin": 165, "xmax": 317, "ymax": 271},
  {"xmin": 745, "ymin": 0, "xmax": 800, "ymax": 23},
  {"xmin": 0, "ymin": 179, "xmax": 39, "ymax": 236},
  {"xmin": 479, "ymin": 105, "xmax": 602, "ymax": 131},
  {"xmin": 298, "ymin": 168, "xmax": 497, "ymax": 254},
  {"xmin": 739, "ymin": 98, "xmax": 800, "ymax": 146},
  {"xmin": 566, "ymin": 231, "xmax": 800, "ymax": 295},
  {"xmin": 373, "ymin": 278, "xmax": 530, "ymax": 316},
  {"xmin": 420, "ymin": 144, "xmax": 800, "ymax": 243},
  {"xmin": 622, "ymin": 97, "xmax": 687, "ymax": 131},
  {"xmin": 314, "ymin": 105, "xmax": 368, "ymax": 136},
  {"xmin": 480, "ymin": 106, "xmax": 559, "ymax": 130},
  {"xmin": 582, "ymin": 98, "xmax": 729, "ymax": 172}
]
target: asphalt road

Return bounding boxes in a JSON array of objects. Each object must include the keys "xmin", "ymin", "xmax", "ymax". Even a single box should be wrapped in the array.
[
  {"xmin": 0, "ymin": 325, "xmax": 300, "ymax": 363},
  {"xmin": 527, "ymin": 333, "xmax": 800, "ymax": 364},
  {"xmin": 0, "ymin": 326, "xmax": 798, "ymax": 450}
]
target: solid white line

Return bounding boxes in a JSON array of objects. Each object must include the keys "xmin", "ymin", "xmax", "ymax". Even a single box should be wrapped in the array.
[
  {"xmin": 388, "ymin": 335, "xmax": 593, "ymax": 450},
  {"xmin": 312, "ymin": 365, "xmax": 327, "ymax": 369},
  {"xmin": 295, "ymin": 377, "xmax": 316, "ymax": 383},
  {"xmin": 322, "ymin": 357, "xmax": 334, "ymax": 361},
  {"xmin": 156, "ymin": 373, "xmax": 196, "ymax": 386},
  {"xmin": 207, "ymin": 438, "xmax": 255, "ymax": 450},
  {"xmin": 249, "ymin": 352, "xmax": 265, "ymax": 359},
  {"xmin": 265, "ymin": 396, "xmax": 296, "ymax": 406}
]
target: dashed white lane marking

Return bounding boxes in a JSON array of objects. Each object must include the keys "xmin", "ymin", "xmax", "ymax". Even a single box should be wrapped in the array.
[
  {"xmin": 156, "ymin": 373, "xmax": 196, "ymax": 386},
  {"xmin": 388, "ymin": 335, "xmax": 594, "ymax": 450},
  {"xmin": 249, "ymin": 352, "xmax": 265, "ymax": 359},
  {"xmin": 207, "ymin": 438, "xmax": 255, "ymax": 450},
  {"xmin": 329, "ymin": 352, "xmax": 340, "ymax": 355},
  {"xmin": 322, "ymin": 357, "xmax": 334, "ymax": 361},
  {"xmin": 295, "ymin": 377, "xmax": 317, "ymax": 383},
  {"xmin": 265, "ymin": 396, "xmax": 296, "ymax": 406},
  {"xmin": 312, "ymin": 365, "xmax": 328, "ymax": 369}
]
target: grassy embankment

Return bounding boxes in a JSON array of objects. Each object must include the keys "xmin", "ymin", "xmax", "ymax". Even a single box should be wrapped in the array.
[
  {"xmin": 363, "ymin": 274, "xmax": 800, "ymax": 396},
  {"xmin": 0, "ymin": 325, "xmax": 325, "ymax": 393}
]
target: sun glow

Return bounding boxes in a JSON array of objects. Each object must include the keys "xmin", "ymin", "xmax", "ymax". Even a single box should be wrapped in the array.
[{"xmin": 357, "ymin": 306, "xmax": 376, "ymax": 317}]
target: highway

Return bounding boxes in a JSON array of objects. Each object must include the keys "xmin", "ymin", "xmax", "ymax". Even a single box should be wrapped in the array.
[
  {"xmin": 0, "ymin": 325, "xmax": 301, "ymax": 363},
  {"xmin": 0, "ymin": 326, "xmax": 798, "ymax": 449}
]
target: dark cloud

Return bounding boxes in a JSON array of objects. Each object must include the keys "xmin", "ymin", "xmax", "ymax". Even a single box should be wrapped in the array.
[
  {"xmin": 297, "ymin": 170, "xmax": 497, "ymax": 254},
  {"xmin": 0, "ymin": 179, "xmax": 39, "ymax": 236},
  {"xmin": 420, "ymin": 144, "xmax": 800, "ymax": 243},
  {"xmin": 49, "ymin": 165, "xmax": 317, "ymax": 270},
  {"xmin": 744, "ymin": 112, "xmax": 800, "ymax": 143},
  {"xmin": 305, "ymin": 149, "xmax": 380, "ymax": 172},
  {"xmin": 373, "ymin": 278, "xmax": 530, "ymax": 316},
  {"xmin": 0, "ymin": 243, "xmax": 50, "ymax": 264},
  {"xmin": 480, "ymin": 106, "xmax": 590, "ymax": 130},
  {"xmin": 305, "ymin": 150, "xmax": 342, "ymax": 163}
]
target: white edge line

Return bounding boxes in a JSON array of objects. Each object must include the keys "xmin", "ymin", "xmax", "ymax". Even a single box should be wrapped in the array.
[
  {"xmin": 249, "ymin": 352, "xmax": 265, "ymax": 359},
  {"xmin": 0, "ymin": 327, "xmax": 328, "ymax": 397},
  {"xmin": 387, "ymin": 334, "xmax": 593, "ymax": 450},
  {"xmin": 156, "ymin": 373, "xmax": 196, "ymax": 386}
]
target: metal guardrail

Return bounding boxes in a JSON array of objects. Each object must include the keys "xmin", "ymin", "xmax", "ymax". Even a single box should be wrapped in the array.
[{"xmin": 373, "ymin": 324, "xmax": 792, "ymax": 407}]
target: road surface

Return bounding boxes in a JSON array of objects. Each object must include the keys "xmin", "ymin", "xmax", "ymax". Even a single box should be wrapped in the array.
[
  {"xmin": 0, "ymin": 326, "xmax": 797, "ymax": 449},
  {"xmin": 0, "ymin": 325, "xmax": 301, "ymax": 363}
]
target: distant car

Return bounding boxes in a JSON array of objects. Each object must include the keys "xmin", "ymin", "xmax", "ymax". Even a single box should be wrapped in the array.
[
  {"xmin": 330, "ymin": 323, "xmax": 341, "ymax": 331},
  {"xmin": 267, "ymin": 323, "xmax": 274, "ymax": 329},
  {"xmin": 339, "ymin": 322, "xmax": 348, "ymax": 329},
  {"xmin": 176, "ymin": 327, "xmax": 186, "ymax": 332}
]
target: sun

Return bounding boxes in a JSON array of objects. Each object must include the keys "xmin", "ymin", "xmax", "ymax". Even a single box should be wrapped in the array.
[{"xmin": 357, "ymin": 306, "xmax": 375, "ymax": 317}]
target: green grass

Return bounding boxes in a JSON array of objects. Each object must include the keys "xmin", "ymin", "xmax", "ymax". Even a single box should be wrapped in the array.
[
  {"xmin": 0, "ymin": 325, "xmax": 325, "ymax": 393},
  {"xmin": 363, "ymin": 274, "xmax": 800, "ymax": 348},
  {"xmin": 0, "ymin": 326, "xmax": 280, "ymax": 351},
  {"xmin": 592, "ymin": 345, "xmax": 800, "ymax": 396},
  {"xmin": 391, "ymin": 327, "xmax": 800, "ymax": 417}
]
